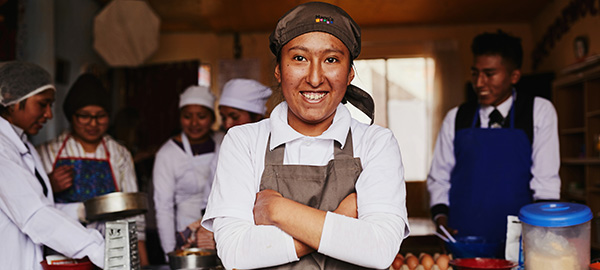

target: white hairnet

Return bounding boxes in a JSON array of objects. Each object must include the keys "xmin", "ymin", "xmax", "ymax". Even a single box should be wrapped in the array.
[
  {"xmin": 219, "ymin": 79, "xmax": 272, "ymax": 115},
  {"xmin": 179, "ymin": 85, "xmax": 215, "ymax": 111},
  {"xmin": 0, "ymin": 61, "xmax": 55, "ymax": 106}
]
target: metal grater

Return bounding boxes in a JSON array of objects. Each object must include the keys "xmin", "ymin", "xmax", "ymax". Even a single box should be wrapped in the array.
[{"xmin": 105, "ymin": 220, "xmax": 140, "ymax": 270}]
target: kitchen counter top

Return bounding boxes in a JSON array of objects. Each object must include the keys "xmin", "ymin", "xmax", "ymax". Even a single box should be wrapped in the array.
[{"xmin": 400, "ymin": 235, "xmax": 446, "ymax": 255}]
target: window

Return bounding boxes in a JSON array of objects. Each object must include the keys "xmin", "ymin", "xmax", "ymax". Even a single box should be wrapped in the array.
[{"xmin": 350, "ymin": 58, "xmax": 435, "ymax": 181}]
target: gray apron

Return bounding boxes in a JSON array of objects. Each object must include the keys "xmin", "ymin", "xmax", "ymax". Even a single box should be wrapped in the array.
[{"xmin": 259, "ymin": 130, "xmax": 372, "ymax": 270}]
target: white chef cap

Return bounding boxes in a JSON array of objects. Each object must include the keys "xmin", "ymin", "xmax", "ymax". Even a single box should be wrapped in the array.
[
  {"xmin": 179, "ymin": 85, "xmax": 215, "ymax": 111},
  {"xmin": 219, "ymin": 79, "xmax": 272, "ymax": 115}
]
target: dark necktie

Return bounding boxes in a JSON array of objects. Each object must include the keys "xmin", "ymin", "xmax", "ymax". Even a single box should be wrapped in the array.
[
  {"xmin": 24, "ymin": 143, "xmax": 48, "ymax": 197},
  {"xmin": 488, "ymin": 108, "xmax": 504, "ymax": 128}
]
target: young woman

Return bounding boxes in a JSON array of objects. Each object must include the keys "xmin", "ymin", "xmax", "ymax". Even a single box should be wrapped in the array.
[
  {"xmin": 218, "ymin": 78, "xmax": 272, "ymax": 131},
  {"xmin": 153, "ymin": 85, "xmax": 224, "ymax": 253},
  {"xmin": 201, "ymin": 2, "xmax": 409, "ymax": 269},
  {"xmin": 37, "ymin": 73, "xmax": 148, "ymax": 265},
  {"xmin": 0, "ymin": 62, "xmax": 105, "ymax": 269}
]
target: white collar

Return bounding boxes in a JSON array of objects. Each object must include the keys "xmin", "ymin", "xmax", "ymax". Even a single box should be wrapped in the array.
[
  {"xmin": 0, "ymin": 116, "xmax": 29, "ymax": 155},
  {"xmin": 480, "ymin": 91, "xmax": 516, "ymax": 118},
  {"xmin": 269, "ymin": 102, "xmax": 351, "ymax": 150}
]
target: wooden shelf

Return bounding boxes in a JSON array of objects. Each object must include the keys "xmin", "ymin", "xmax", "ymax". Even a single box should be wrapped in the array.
[
  {"xmin": 588, "ymin": 110, "xmax": 600, "ymax": 117},
  {"xmin": 560, "ymin": 127, "xmax": 586, "ymax": 135},
  {"xmin": 554, "ymin": 62, "xmax": 600, "ymax": 87},
  {"xmin": 555, "ymin": 61, "xmax": 600, "ymax": 219},
  {"xmin": 562, "ymin": 158, "xmax": 600, "ymax": 165},
  {"xmin": 562, "ymin": 191, "xmax": 587, "ymax": 202}
]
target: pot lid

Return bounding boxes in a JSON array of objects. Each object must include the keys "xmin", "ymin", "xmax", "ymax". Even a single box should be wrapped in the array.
[{"xmin": 519, "ymin": 202, "xmax": 592, "ymax": 227}]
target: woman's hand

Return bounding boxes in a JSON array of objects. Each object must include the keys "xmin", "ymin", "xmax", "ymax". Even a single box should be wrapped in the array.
[
  {"xmin": 194, "ymin": 226, "xmax": 216, "ymax": 249},
  {"xmin": 187, "ymin": 219, "xmax": 203, "ymax": 232},
  {"xmin": 48, "ymin": 165, "xmax": 74, "ymax": 193},
  {"xmin": 180, "ymin": 220, "xmax": 216, "ymax": 249},
  {"xmin": 255, "ymin": 190, "xmax": 320, "ymax": 258},
  {"xmin": 253, "ymin": 189, "xmax": 284, "ymax": 226},
  {"xmin": 334, "ymin": 193, "xmax": 358, "ymax": 218}
]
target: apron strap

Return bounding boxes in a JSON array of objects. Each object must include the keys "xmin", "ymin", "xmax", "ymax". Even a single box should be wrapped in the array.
[
  {"xmin": 333, "ymin": 129, "xmax": 354, "ymax": 157},
  {"xmin": 181, "ymin": 132, "xmax": 194, "ymax": 157},
  {"xmin": 264, "ymin": 134, "xmax": 286, "ymax": 165},
  {"xmin": 52, "ymin": 134, "xmax": 71, "ymax": 168}
]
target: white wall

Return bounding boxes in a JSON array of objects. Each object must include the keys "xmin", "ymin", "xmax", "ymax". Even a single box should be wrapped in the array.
[
  {"xmin": 18, "ymin": 0, "xmax": 55, "ymax": 144},
  {"xmin": 26, "ymin": 0, "xmax": 104, "ymax": 145}
]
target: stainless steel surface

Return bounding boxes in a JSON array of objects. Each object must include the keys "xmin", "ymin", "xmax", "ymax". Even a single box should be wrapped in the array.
[
  {"xmin": 84, "ymin": 192, "xmax": 148, "ymax": 221},
  {"xmin": 105, "ymin": 220, "xmax": 140, "ymax": 270},
  {"xmin": 167, "ymin": 248, "xmax": 219, "ymax": 270}
]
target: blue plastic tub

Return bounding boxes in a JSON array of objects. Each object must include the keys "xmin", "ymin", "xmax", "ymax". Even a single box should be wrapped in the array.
[{"xmin": 445, "ymin": 236, "xmax": 505, "ymax": 258}]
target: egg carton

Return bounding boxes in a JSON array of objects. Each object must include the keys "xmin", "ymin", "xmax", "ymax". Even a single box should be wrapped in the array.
[{"xmin": 390, "ymin": 253, "xmax": 453, "ymax": 270}]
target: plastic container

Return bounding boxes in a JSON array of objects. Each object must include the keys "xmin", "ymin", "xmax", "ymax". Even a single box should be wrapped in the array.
[
  {"xmin": 445, "ymin": 236, "xmax": 504, "ymax": 258},
  {"xmin": 519, "ymin": 202, "xmax": 592, "ymax": 270}
]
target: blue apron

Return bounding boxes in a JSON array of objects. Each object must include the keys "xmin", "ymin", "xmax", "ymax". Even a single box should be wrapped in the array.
[
  {"xmin": 53, "ymin": 135, "xmax": 118, "ymax": 203},
  {"xmin": 448, "ymin": 98, "xmax": 533, "ymax": 242}
]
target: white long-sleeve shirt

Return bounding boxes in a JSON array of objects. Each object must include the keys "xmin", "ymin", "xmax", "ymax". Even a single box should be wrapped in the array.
[
  {"xmin": 152, "ymin": 132, "xmax": 223, "ymax": 253},
  {"xmin": 427, "ymin": 95, "xmax": 561, "ymax": 209},
  {"xmin": 36, "ymin": 131, "xmax": 146, "ymax": 241},
  {"xmin": 0, "ymin": 117, "xmax": 105, "ymax": 270},
  {"xmin": 202, "ymin": 103, "xmax": 410, "ymax": 269}
]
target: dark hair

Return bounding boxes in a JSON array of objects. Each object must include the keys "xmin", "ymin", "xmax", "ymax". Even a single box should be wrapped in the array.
[
  {"xmin": 471, "ymin": 30, "xmax": 523, "ymax": 69},
  {"xmin": 248, "ymin": 112, "xmax": 263, "ymax": 122},
  {"xmin": 0, "ymin": 99, "xmax": 27, "ymax": 117},
  {"xmin": 0, "ymin": 105, "xmax": 8, "ymax": 117}
]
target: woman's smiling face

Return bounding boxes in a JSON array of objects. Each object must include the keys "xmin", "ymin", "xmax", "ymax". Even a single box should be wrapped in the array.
[
  {"xmin": 275, "ymin": 31, "xmax": 354, "ymax": 136},
  {"xmin": 180, "ymin": 104, "xmax": 214, "ymax": 144}
]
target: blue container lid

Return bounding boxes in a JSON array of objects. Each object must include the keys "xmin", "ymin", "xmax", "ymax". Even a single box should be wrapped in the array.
[{"xmin": 519, "ymin": 202, "xmax": 593, "ymax": 227}]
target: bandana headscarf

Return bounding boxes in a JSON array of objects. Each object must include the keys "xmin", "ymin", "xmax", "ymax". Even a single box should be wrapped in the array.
[{"xmin": 269, "ymin": 1, "xmax": 374, "ymax": 124}]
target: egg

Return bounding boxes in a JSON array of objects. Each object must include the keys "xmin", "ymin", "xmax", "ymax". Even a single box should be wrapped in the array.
[
  {"xmin": 419, "ymin": 253, "xmax": 434, "ymax": 270},
  {"xmin": 435, "ymin": 254, "xmax": 450, "ymax": 270},
  {"xmin": 405, "ymin": 253, "xmax": 419, "ymax": 270},
  {"xmin": 391, "ymin": 253, "xmax": 404, "ymax": 270}
]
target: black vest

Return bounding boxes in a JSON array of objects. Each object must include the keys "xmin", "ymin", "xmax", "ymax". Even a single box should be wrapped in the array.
[{"xmin": 455, "ymin": 93, "xmax": 535, "ymax": 144}]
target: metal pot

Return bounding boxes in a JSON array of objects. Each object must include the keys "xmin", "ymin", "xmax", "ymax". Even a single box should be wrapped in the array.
[
  {"xmin": 84, "ymin": 192, "xmax": 148, "ymax": 221},
  {"xmin": 167, "ymin": 248, "xmax": 219, "ymax": 270}
]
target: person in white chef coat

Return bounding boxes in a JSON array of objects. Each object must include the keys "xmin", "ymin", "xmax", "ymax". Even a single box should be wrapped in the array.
[
  {"xmin": 36, "ymin": 73, "xmax": 149, "ymax": 266},
  {"xmin": 153, "ymin": 85, "xmax": 224, "ymax": 253},
  {"xmin": 201, "ymin": 2, "xmax": 410, "ymax": 269},
  {"xmin": 175, "ymin": 78, "xmax": 273, "ymax": 248},
  {"xmin": 218, "ymin": 78, "xmax": 272, "ymax": 132},
  {"xmin": 0, "ymin": 61, "xmax": 105, "ymax": 269}
]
